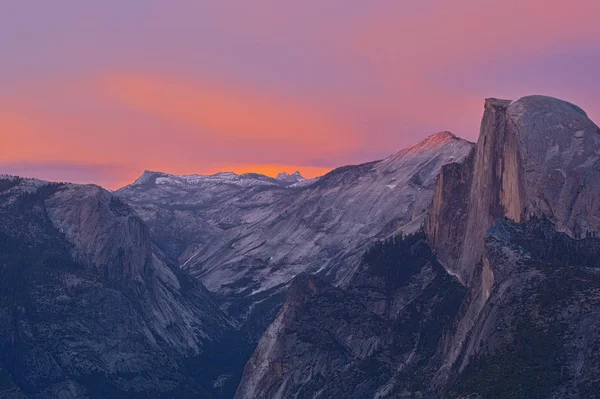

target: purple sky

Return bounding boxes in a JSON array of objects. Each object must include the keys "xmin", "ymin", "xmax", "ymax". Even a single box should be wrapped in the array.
[{"xmin": 1, "ymin": 0, "xmax": 599, "ymax": 188}]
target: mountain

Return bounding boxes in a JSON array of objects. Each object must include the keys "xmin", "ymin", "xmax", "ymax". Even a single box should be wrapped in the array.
[
  {"xmin": 235, "ymin": 96, "xmax": 600, "ymax": 398},
  {"xmin": 235, "ymin": 233, "xmax": 465, "ymax": 399},
  {"xmin": 275, "ymin": 171, "xmax": 305, "ymax": 186},
  {"xmin": 427, "ymin": 96, "xmax": 600, "ymax": 284},
  {"xmin": 0, "ymin": 177, "xmax": 246, "ymax": 399},
  {"xmin": 426, "ymin": 95, "xmax": 600, "ymax": 387},
  {"xmin": 116, "ymin": 132, "xmax": 473, "ymax": 340},
  {"xmin": 236, "ymin": 218, "xmax": 600, "ymax": 398},
  {"xmin": 5, "ymin": 94, "xmax": 599, "ymax": 398}
]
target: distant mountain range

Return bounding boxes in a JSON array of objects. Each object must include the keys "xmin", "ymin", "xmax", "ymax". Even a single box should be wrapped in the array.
[
  {"xmin": 1, "ymin": 95, "xmax": 600, "ymax": 398},
  {"xmin": 116, "ymin": 130, "xmax": 473, "ymax": 344}
]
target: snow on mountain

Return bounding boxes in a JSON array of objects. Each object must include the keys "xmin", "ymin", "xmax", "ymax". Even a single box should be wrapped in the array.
[
  {"xmin": 129, "ymin": 170, "xmax": 305, "ymax": 190},
  {"xmin": 275, "ymin": 171, "xmax": 305, "ymax": 185}
]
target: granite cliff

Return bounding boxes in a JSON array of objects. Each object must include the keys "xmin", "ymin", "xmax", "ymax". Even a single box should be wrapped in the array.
[
  {"xmin": 426, "ymin": 96, "xmax": 600, "ymax": 385},
  {"xmin": 0, "ymin": 177, "xmax": 246, "ymax": 398},
  {"xmin": 427, "ymin": 95, "xmax": 600, "ymax": 284},
  {"xmin": 236, "ymin": 219, "xmax": 600, "ymax": 397}
]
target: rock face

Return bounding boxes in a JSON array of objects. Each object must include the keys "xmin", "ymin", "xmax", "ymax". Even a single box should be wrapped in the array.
[
  {"xmin": 425, "ymin": 96, "xmax": 600, "ymax": 386},
  {"xmin": 235, "ymin": 233, "xmax": 465, "ymax": 399},
  {"xmin": 0, "ymin": 177, "xmax": 246, "ymax": 398},
  {"xmin": 45, "ymin": 184, "xmax": 153, "ymax": 280},
  {"xmin": 234, "ymin": 219, "xmax": 600, "ymax": 399},
  {"xmin": 449, "ymin": 219, "xmax": 600, "ymax": 398},
  {"xmin": 427, "ymin": 95, "xmax": 600, "ymax": 284},
  {"xmin": 117, "ymin": 132, "xmax": 473, "ymax": 337}
]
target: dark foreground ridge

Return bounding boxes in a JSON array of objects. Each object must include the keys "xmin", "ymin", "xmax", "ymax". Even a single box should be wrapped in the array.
[{"xmin": 0, "ymin": 178, "xmax": 248, "ymax": 399}]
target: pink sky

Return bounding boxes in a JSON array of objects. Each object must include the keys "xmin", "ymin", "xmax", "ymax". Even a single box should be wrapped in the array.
[{"xmin": 1, "ymin": 0, "xmax": 599, "ymax": 189}]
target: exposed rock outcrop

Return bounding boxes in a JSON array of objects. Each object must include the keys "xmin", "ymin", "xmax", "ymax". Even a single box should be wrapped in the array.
[
  {"xmin": 427, "ymin": 95, "xmax": 600, "ymax": 284},
  {"xmin": 45, "ymin": 184, "xmax": 152, "ymax": 280},
  {"xmin": 0, "ymin": 177, "xmax": 246, "ymax": 398},
  {"xmin": 425, "ymin": 95, "xmax": 600, "ymax": 388},
  {"xmin": 449, "ymin": 219, "xmax": 600, "ymax": 398},
  {"xmin": 235, "ymin": 95, "xmax": 600, "ymax": 398},
  {"xmin": 235, "ymin": 233, "xmax": 466, "ymax": 399}
]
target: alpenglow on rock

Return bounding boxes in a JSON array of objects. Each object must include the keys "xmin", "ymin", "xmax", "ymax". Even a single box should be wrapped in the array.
[
  {"xmin": 427, "ymin": 95, "xmax": 600, "ymax": 285},
  {"xmin": 423, "ymin": 95, "xmax": 600, "ymax": 391}
]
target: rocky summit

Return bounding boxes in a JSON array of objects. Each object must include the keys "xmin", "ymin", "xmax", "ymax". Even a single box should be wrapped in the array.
[
  {"xmin": 427, "ymin": 95, "xmax": 600, "ymax": 285},
  {"xmin": 3, "ymin": 95, "xmax": 600, "ymax": 398}
]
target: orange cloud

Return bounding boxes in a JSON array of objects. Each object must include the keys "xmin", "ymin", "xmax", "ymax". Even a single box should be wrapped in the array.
[
  {"xmin": 4, "ymin": 0, "xmax": 597, "ymax": 189},
  {"xmin": 0, "ymin": 83, "xmax": 339, "ymax": 190},
  {"xmin": 0, "ymin": 112, "xmax": 77, "ymax": 162},
  {"xmin": 99, "ymin": 74, "xmax": 357, "ymax": 153}
]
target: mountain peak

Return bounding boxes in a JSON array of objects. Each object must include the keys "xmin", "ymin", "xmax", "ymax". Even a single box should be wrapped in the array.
[
  {"xmin": 275, "ymin": 170, "xmax": 305, "ymax": 184},
  {"xmin": 409, "ymin": 131, "xmax": 464, "ymax": 151},
  {"xmin": 276, "ymin": 170, "xmax": 303, "ymax": 178},
  {"xmin": 510, "ymin": 95, "xmax": 591, "ymax": 119},
  {"xmin": 429, "ymin": 130, "xmax": 458, "ymax": 142},
  {"xmin": 132, "ymin": 170, "xmax": 164, "ymax": 186},
  {"xmin": 484, "ymin": 97, "xmax": 512, "ymax": 110},
  {"xmin": 389, "ymin": 131, "xmax": 472, "ymax": 162},
  {"xmin": 427, "ymin": 94, "xmax": 600, "ymax": 285}
]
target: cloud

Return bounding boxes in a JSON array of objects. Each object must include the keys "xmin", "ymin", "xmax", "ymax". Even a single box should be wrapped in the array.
[
  {"xmin": 99, "ymin": 73, "xmax": 358, "ymax": 154},
  {"xmin": 0, "ymin": 72, "xmax": 355, "ymax": 189},
  {"xmin": 333, "ymin": 0, "xmax": 600, "ymax": 140},
  {"xmin": 2, "ymin": 1, "xmax": 599, "ymax": 188},
  {"xmin": 0, "ymin": 76, "xmax": 341, "ymax": 189}
]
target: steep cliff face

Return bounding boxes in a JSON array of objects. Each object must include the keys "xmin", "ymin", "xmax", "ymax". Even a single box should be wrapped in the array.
[
  {"xmin": 235, "ymin": 234, "xmax": 465, "ymax": 399},
  {"xmin": 425, "ymin": 95, "xmax": 600, "ymax": 389},
  {"xmin": 456, "ymin": 98, "xmax": 526, "ymax": 285},
  {"xmin": 0, "ymin": 177, "xmax": 246, "ymax": 399},
  {"xmin": 425, "ymin": 150, "xmax": 474, "ymax": 282},
  {"xmin": 449, "ymin": 219, "xmax": 600, "ymax": 398},
  {"xmin": 234, "ymin": 221, "xmax": 600, "ymax": 399},
  {"xmin": 427, "ymin": 95, "xmax": 600, "ymax": 284},
  {"xmin": 45, "ymin": 184, "xmax": 152, "ymax": 281}
]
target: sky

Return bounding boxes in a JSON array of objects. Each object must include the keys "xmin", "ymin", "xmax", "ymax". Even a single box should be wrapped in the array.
[{"xmin": 1, "ymin": 0, "xmax": 599, "ymax": 189}]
